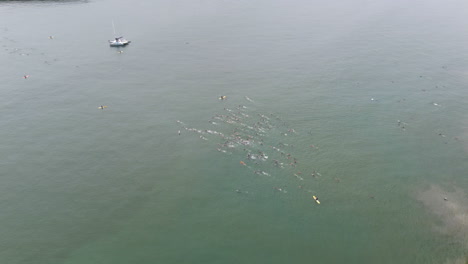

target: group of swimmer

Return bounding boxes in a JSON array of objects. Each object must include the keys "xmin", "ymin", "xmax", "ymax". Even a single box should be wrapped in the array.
[{"xmin": 178, "ymin": 96, "xmax": 323, "ymax": 205}]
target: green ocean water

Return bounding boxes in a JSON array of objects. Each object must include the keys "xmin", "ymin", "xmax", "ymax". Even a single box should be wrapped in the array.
[{"xmin": 1, "ymin": 0, "xmax": 468, "ymax": 263}]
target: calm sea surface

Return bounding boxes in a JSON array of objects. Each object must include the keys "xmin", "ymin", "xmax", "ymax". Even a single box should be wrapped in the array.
[{"xmin": 1, "ymin": 0, "xmax": 468, "ymax": 263}]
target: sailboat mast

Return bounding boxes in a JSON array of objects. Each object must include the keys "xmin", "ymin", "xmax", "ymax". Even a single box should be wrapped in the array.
[{"xmin": 112, "ymin": 20, "xmax": 116, "ymax": 36}]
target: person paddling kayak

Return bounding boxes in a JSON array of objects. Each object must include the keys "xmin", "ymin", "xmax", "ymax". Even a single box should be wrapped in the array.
[{"xmin": 313, "ymin": 195, "xmax": 320, "ymax": 204}]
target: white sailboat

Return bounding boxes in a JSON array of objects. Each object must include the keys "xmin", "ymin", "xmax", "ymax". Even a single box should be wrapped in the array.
[{"xmin": 109, "ymin": 20, "xmax": 131, "ymax": 47}]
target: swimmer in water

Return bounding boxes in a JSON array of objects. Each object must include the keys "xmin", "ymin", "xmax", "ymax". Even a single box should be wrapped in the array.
[{"xmin": 219, "ymin": 95, "xmax": 227, "ymax": 100}]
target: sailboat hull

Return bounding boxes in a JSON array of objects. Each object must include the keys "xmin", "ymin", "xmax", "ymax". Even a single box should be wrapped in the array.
[
  {"xmin": 109, "ymin": 39, "xmax": 131, "ymax": 47},
  {"xmin": 109, "ymin": 41, "xmax": 130, "ymax": 47}
]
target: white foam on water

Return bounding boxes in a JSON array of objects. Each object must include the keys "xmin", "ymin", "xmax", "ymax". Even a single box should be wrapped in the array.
[{"xmin": 244, "ymin": 96, "xmax": 254, "ymax": 103}]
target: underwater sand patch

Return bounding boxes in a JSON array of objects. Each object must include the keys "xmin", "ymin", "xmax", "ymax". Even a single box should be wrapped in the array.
[
  {"xmin": 461, "ymin": 120, "xmax": 468, "ymax": 154},
  {"xmin": 417, "ymin": 184, "xmax": 468, "ymax": 262},
  {"xmin": 417, "ymin": 185, "xmax": 467, "ymax": 237}
]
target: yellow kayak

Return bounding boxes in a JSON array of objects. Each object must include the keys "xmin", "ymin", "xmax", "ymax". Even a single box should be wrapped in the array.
[{"xmin": 313, "ymin": 195, "xmax": 320, "ymax": 204}]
